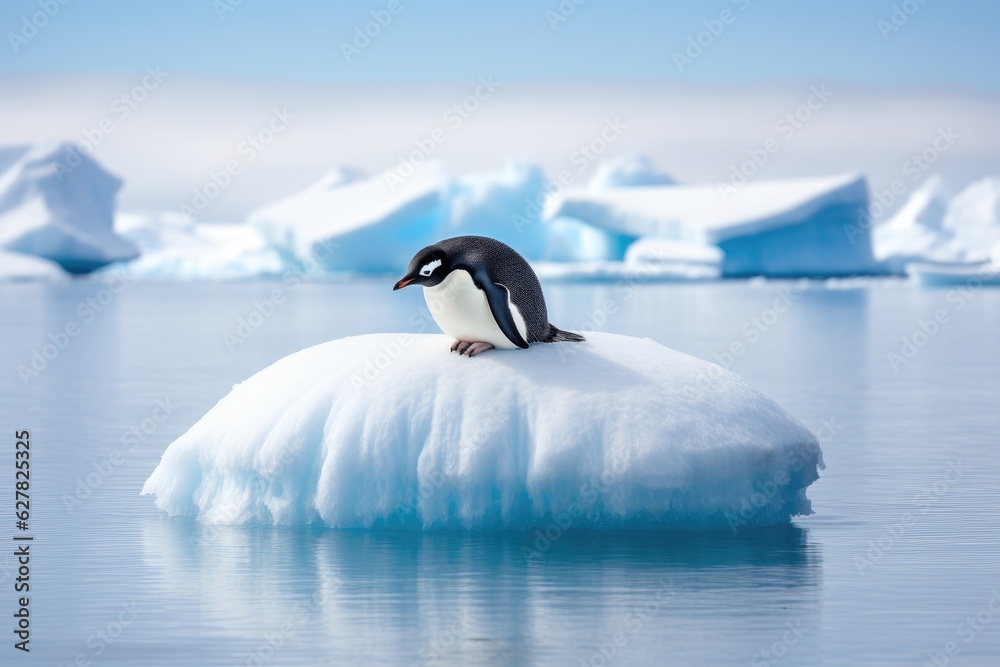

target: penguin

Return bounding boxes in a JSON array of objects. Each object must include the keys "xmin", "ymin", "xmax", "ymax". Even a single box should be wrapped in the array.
[{"xmin": 393, "ymin": 236, "xmax": 585, "ymax": 356}]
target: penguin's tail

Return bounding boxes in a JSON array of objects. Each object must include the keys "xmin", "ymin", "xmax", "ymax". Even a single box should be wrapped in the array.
[{"xmin": 546, "ymin": 324, "xmax": 585, "ymax": 343}]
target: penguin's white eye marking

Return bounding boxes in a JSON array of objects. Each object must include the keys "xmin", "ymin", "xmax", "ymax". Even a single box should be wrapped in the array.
[{"xmin": 419, "ymin": 259, "xmax": 442, "ymax": 277}]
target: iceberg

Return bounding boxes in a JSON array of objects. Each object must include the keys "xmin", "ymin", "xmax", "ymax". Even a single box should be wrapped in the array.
[
  {"xmin": 0, "ymin": 142, "xmax": 138, "ymax": 273},
  {"xmin": 534, "ymin": 217, "xmax": 634, "ymax": 262},
  {"xmin": 248, "ymin": 161, "xmax": 639, "ymax": 273},
  {"xmin": 532, "ymin": 260, "xmax": 717, "ymax": 282},
  {"xmin": 0, "ymin": 249, "xmax": 67, "ymax": 281},
  {"xmin": 249, "ymin": 165, "xmax": 450, "ymax": 273},
  {"xmin": 441, "ymin": 161, "xmax": 635, "ymax": 262},
  {"xmin": 588, "ymin": 153, "xmax": 677, "ymax": 189},
  {"xmin": 142, "ymin": 332, "xmax": 823, "ymax": 530},
  {"xmin": 107, "ymin": 211, "xmax": 286, "ymax": 280},
  {"xmin": 872, "ymin": 175, "xmax": 1000, "ymax": 275},
  {"xmin": 872, "ymin": 176, "xmax": 963, "ymax": 273},
  {"xmin": 546, "ymin": 173, "xmax": 877, "ymax": 278},
  {"xmin": 446, "ymin": 161, "xmax": 635, "ymax": 262},
  {"xmin": 624, "ymin": 237, "xmax": 723, "ymax": 279},
  {"xmin": 533, "ymin": 236, "xmax": 722, "ymax": 283},
  {"xmin": 439, "ymin": 161, "xmax": 549, "ymax": 256},
  {"xmin": 943, "ymin": 176, "xmax": 1000, "ymax": 254},
  {"xmin": 906, "ymin": 260, "xmax": 1000, "ymax": 287}
]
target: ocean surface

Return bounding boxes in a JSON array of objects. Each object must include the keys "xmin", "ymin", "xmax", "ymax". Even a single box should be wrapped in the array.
[{"xmin": 0, "ymin": 277, "xmax": 998, "ymax": 666}]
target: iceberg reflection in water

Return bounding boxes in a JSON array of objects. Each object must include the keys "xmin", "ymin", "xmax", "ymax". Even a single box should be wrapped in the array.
[{"xmin": 141, "ymin": 520, "xmax": 821, "ymax": 666}]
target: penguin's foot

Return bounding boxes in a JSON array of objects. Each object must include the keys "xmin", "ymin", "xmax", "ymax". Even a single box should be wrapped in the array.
[
  {"xmin": 463, "ymin": 342, "xmax": 494, "ymax": 357},
  {"xmin": 450, "ymin": 340, "xmax": 494, "ymax": 357}
]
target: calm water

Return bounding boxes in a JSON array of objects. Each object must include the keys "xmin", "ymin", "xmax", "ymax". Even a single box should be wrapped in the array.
[{"xmin": 0, "ymin": 278, "xmax": 998, "ymax": 666}]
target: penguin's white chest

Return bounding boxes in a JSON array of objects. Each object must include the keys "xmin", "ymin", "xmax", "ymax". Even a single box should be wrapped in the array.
[{"xmin": 423, "ymin": 269, "xmax": 527, "ymax": 349}]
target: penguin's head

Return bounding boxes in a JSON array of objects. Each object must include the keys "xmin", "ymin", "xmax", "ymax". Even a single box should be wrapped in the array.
[{"xmin": 393, "ymin": 245, "xmax": 451, "ymax": 290}]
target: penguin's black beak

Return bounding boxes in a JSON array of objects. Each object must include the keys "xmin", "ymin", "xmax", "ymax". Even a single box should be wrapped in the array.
[{"xmin": 393, "ymin": 277, "xmax": 414, "ymax": 291}]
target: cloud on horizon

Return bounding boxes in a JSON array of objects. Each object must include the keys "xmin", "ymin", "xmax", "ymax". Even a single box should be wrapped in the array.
[{"xmin": 2, "ymin": 74, "xmax": 997, "ymax": 221}]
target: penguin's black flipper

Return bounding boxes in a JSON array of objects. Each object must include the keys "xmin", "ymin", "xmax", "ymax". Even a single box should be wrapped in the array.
[{"xmin": 477, "ymin": 277, "xmax": 530, "ymax": 349}]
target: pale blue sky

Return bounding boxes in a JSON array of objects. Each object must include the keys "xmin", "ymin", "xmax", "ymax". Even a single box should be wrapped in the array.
[{"xmin": 2, "ymin": 0, "xmax": 998, "ymax": 90}]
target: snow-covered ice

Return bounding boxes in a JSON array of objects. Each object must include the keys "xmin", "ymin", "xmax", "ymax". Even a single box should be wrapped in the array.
[
  {"xmin": 873, "ymin": 175, "xmax": 1000, "ymax": 275},
  {"xmin": 546, "ymin": 173, "xmax": 876, "ymax": 277},
  {"xmin": 588, "ymin": 153, "xmax": 677, "ymax": 189},
  {"xmin": 247, "ymin": 161, "xmax": 639, "ymax": 272},
  {"xmin": 249, "ymin": 164, "xmax": 451, "ymax": 273},
  {"xmin": 142, "ymin": 332, "xmax": 823, "ymax": 530},
  {"xmin": 533, "ymin": 236, "xmax": 722, "ymax": 283},
  {"xmin": 872, "ymin": 176, "xmax": 962, "ymax": 273},
  {"xmin": 533, "ymin": 217, "xmax": 633, "ymax": 262},
  {"xmin": 440, "ymin": 161, "xmax": 549, "ymax": 254},
  {"xmin": 624, "ymin": 237, "xmax": 723, "ymax": 279},
  {"xmin": 106, "ymin": 211, "xmax": 286, "ymax": 280},
  {"xmin": 11, "ymin": 135, "xmax": 995, "ymax": 284},
  {"xmin": 942, "ymin": 176, "xmax": 1000, "ymax": 254},
  {"xmin": 0, "ymin": 249, "xmax": 67, "ymax": 281},
  {"xmin": 532, "ymin": 260, "xmax": 719, "ymax": 282},
  {"xmin": 0, "ymin": 142, "xmax": 138, "ymax": 272},
  {"xmin": 905, "ymin": 260, "xmax": 1000, "ymax": 287}
]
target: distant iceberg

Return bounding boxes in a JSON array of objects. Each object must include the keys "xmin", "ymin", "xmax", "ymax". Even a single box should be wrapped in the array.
[
  {"xmin": 0, "ymin": 249, "xmax": 67, "ymax": 281},
  {"xmin": 533, "ymin": 236, "xmax": 722, "ymax": 283},
  {"xmin": 106, "ymin": 211, "xmax": 286, "ymax": 280},
  {"xmin": 546, "ymin": 173, "xmax": 877, "ymax": 278},
  {"xmin": 624, "ymin": 237, "xmax": 723, "ymax": 278},
  {"xmin": 873, "ymin": 176, "xmax": 1000, "ymax": 276},
  {"xmin": 588, "ymin": 153, "xmax": 678, "ymax": 189},
  {"xmin": 249, "ymin": 164, "xmax": 451, "ymax": 273},
  {"xmin": 248, "ymin": 160, "xmax": 637, "ymax": 272},
  {"xmin": 905, "ymin": 261, "xmax": 1000, "ymax": 287},
  {"xmin": 942, "ymin": 176, "xmax": 1000, "ymax": 254},
  {"xmin": 142, "ymin": 332, "xmax": 823, "ymax": 530},
  {"xmin": 872, "ymin": 176, "xmax": 961, "ymax": 273},
  {"xmin": 11, "ymin": 138, "xmax": 996, "ymax": 284},
  {"xmin": 0, "ymin": 142, "xmax": 138, "ymax": 273}
]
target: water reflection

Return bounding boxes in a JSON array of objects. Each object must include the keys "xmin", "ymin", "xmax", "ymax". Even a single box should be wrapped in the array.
[{"xmin": 142, "ymin": 519, "xmax": 821, "ymax": 665}]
